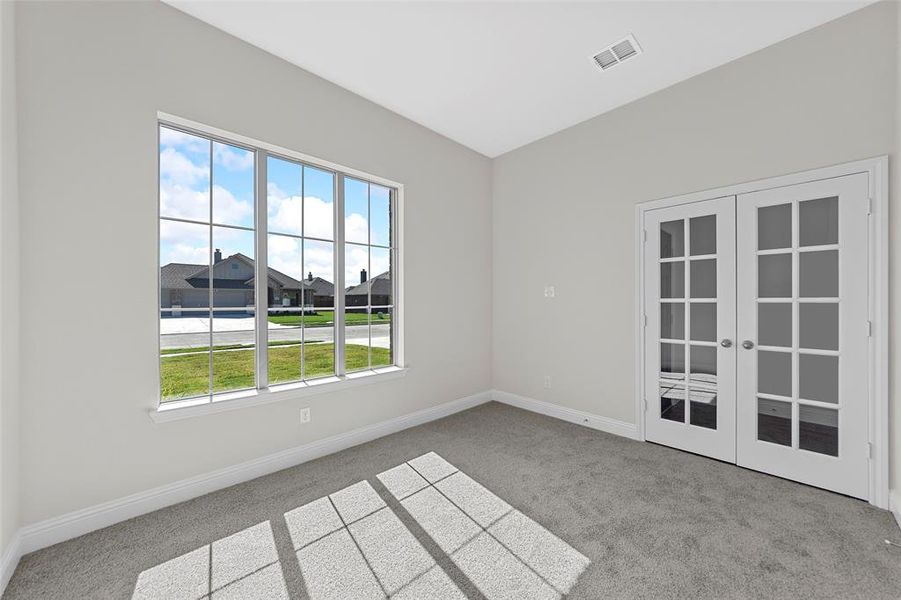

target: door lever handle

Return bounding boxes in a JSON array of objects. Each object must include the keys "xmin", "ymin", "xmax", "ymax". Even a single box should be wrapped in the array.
[
  {"xmin": 742, "ymin": 340, "xmax": 755, "ymax": 350},
  {"xmin": 720, "ymin": 339, "xmax": 733, "ymax": 348}
]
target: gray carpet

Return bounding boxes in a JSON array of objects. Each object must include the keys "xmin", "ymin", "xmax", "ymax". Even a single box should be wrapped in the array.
[{"xmin": 5, "ymin": 402, "xmax": 901, "ymax": 599}]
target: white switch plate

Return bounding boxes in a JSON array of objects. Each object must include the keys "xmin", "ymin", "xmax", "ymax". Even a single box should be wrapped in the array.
[
  {"xmin": 544, "ymin": 285, "xmax": 555, "ymax": 298},
  {"xmin": 300, "ymin": 407, "xmax": 311, "ymax": 424}
]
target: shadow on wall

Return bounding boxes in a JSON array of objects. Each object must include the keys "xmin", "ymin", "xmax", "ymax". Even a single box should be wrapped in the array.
[{"xmin": 132, "ymin": 452, "xmax": 590, "ymax": 599}]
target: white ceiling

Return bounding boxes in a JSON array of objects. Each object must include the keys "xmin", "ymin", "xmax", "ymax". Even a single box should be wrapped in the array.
[{"xmin": 165, "ymin": 1, "xmax": 872, "ymax": 158}]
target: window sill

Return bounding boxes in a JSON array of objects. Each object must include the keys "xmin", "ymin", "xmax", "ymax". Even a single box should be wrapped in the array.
[{"xmin": 149, "ymin": 366, "xmax": 407, "ymax": 424}]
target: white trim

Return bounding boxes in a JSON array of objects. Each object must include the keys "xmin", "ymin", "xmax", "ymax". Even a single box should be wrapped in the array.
[
  {"xmin": 0, "ymin": 532, "xmax": 22, "ymax": 596},
  {"xmin": 890, "ymin": 490, "xmax": 901, "ymax": 532},
  {"xmin": 634, "ymin": 156, "xmax": 889, "ymax": 509},
  {"xmin": 15, "ymin": 391, "xmax": 491, "ymax": 556},
  {"xmin": 150, "ymin": 366, "xmax": 408, "ymax": 423},
  {"xmin": 491, "ymin": 390, "xmax": 640, "ymax": 440}
]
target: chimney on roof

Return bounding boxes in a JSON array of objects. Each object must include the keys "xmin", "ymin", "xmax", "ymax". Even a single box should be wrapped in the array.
[
  {"xmin": 214, "ymin": 249, "xmax": 222, "ymax": 263},
  {"xmin": 308, "ymin": 271, "xmax": 313, "ymax": 282},
  {"xmin": 360, "ymin": 269, "xmax": 367, "ymax": 284}
]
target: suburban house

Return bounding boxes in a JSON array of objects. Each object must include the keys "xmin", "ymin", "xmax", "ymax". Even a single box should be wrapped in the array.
[
  {"xmin": 345, "ymin": 269, "xmax": 392, "ymax": 307},
  {"xmin": 160, "ymin": 250, "xmax": 335, "ymax": 310}
]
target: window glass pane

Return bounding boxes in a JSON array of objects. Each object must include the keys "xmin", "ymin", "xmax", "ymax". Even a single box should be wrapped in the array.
[
  {"xmin": 211, "ymin": 321, "xmax": 255, "ymax": 394},
  {"xmin": 303, "ymin": 240, "xmax": 336, "ymax": 380},
  {"xmin": 369, "ymin": 247, "xmax": 392, "ymax": 307},
  {"xmin": 689, "ymin": 387, "xmax": 716, "ymax": 430},
  {"xmin": 660, "ymin": 342, "xmax": 685, "ymax": 381},
  {"xmin": 758, "ymin": 350, "xmax": 791, "ymax": 397},
  {"xmin": 160, "ymin": 220, "xmax": 210, "ymax": 310},
  {"xmin": 345, "ymin": 308, "xmax": 371, "ymax": 373},
  {"xmin": 660, "ymin": 303, "xmax": 684, "ymax": 340},
  {"xmin": 800, "ymin": 250, "xmax": 838, "ymax": 298},
  {"xmin": 344, "ymin": 177, "xmax": 369, "ymax": 244},
  {"xmin": 799, "ymin": 405, "xmax": 838, "ymax": 456},
  {"xmin": 689, "ymin": 259, "xmax": 716, "ymax": 298},
  {"xmin": 212, "ymin": 142, "xmax": 254, "ymax": 228},
  {"xmin": 268, "ymin": 234, "xmax": 303, "ymax": 308},
  {"xmin": 758, "ymin": 254, "xmax": 791, "ymax": 298},
  {"xmin": 345, "ymin": 243, "xmax": 370, "ymax": 304},
  {"xmin": 659, "ymin": 220, "xmax": 684, "ymax": 259},
  {"xmin": 160, "ymin": 348, "xmax": 210, "ymax": 402},
  {"xmin": 799, "ymin": 303, "xmax": 838, "ymax": 351},
  {"xmin": 304, "ymin": 166, "xmax": 334, "ymax": 241},
  {"xmin": 660, "ymin": 262, "xmax": 684, "ymax": 299},
  {"xmin": 690, "ymin": 303, "xmax": 716, "ymax": 342},
  {"xmin": 268, "ymin": 328, "xmax": 302, "ymax": 386},
  {"xmin": 757, "ymin": 398, "xmax": 791, "ymax": 446},
  {"xmin": 690, "ymin": 345, "xmax": 716, "ymax": 385},
  {"xmin": 159, "ymin": 126, "xmax": 211, "ymax": 222},
  {"xmin": 370, "ymin": 185, "xmax": 391, "ymax": 248},
  {"xmin": 211, "ymin": 227, "xmax": 255, "ymax": 308},
  {"xmin": 660, "ymin": 382, "xmax": 684, "ymax": 422},
  {"xmin": 689, "ymin": 215, "xmax": 716, "ymax": 256},
  {"xmin": 758, "ymin": 303, "xmax": 791, "ymax": 348},
  {"xmin": 799, "ymin": 354, "xmax": 838, "ymax": 404},
  {"xmin": 371, "ymin": 307, "xmax": 393, "ymax": 368},
  {"xmin": 267, "ymin": 156, "xmax": 302, "ymax": 236},
  {"xmin": 799, "ymin": 197, "xmax": 838, "ymax": 247},
  {"xmin": 304, "ymin": 336, "xmax": 336, "ymax": 380},
  {"xmin": 758, "ymin": 204, "xmax": 791, "ymax": 250}
]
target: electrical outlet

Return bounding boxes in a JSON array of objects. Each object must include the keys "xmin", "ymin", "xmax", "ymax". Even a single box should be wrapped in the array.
[
  {"xmin": 544, "ymin": 285, "xmax": 555, "ymax": 298},
  {"xmin": 543, "ymin": 375, "xmax": 551, "ymax": 389},
  {"xmin": 300, "ymin": 407, "xmax": 311, "ymax": 424}
]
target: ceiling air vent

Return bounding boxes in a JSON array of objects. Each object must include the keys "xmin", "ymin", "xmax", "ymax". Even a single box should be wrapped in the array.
[{"xmin": 592, "ymin": 34, "xmax": 641, "ymax": 71}]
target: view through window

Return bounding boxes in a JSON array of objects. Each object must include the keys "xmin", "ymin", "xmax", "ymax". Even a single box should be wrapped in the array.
[{"xmin": 159, "ymin": 123, "xmax": 397, "ymax": 405}]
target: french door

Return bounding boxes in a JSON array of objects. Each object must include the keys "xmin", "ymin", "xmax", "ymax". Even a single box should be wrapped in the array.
[{"xmin": 643, "ymin": 173, "xmax": 871, "ymax": 500}]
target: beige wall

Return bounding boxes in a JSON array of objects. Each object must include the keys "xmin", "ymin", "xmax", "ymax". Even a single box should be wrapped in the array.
[
  {"xmin": 493, "ymin": 1, "xmax": 898, "ymax": 478},
  {"xmin": 15, "ymin": 0, "xmax": 492, "ymax": 525},
  {"xmin": 893, "ymin": 0, "xmax": 901, "ymax": 503},
  {"xmin": 0, "ymin": 0, "xmax": 21, "ymax": 557}
]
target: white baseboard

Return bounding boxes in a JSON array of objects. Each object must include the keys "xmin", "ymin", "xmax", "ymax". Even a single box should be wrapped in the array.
[
  {"xmin": 0, "ymin": 531, "xmax": 22, "ymax": 595},
  {"xmin": 890, "ymin": 490, "xmax": 901, "ymax": 533},
  {"xmin": 491, "ymin": 389, "xmax": 640, "ymax": 440},
  {"xmin": 12, "ymin": 391, "xmax": 492, "ymax": 565}
]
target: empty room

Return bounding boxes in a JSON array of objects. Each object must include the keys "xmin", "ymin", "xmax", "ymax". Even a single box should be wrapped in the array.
[{"xmin": 0, "ymin": 0, "xmax": 900, "ymax": 598}]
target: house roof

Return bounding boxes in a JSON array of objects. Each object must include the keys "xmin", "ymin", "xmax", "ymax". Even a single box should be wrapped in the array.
[
  {"xmin": 345, "ymin": 271, "xmax": 391, "ymax": 297},
  {"xmin": 161, "ymin": 253, "xmax": 325, "ymax": 292},
  {"xmin": 305, "ymin": 276, "xmax": 334, "ymax": 296}
]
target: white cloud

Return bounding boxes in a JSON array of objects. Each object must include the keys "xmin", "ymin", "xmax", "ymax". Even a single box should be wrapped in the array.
[
  {"xmin": 162, "ymin": 241, "xmax": 209, "ymax": 266},
  {"xmin": 344, "ymin": 213, "xmax": 368, "ymax": 245},
  {"xmin": 212, "ymin": 185, "xmax": 253, "ymax": 227},
  {"xmin": 214, "ymin": 143, "xmax": 254, "ymax": 171},
  {"xmin": 160, "ymin": 147, "xmax": 207, "ymax": 187}
]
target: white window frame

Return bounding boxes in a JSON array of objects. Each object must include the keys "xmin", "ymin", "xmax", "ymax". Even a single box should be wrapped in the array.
[{"xmin": 152, "ymin": 113, "xmax": 405, "ymax": 423}]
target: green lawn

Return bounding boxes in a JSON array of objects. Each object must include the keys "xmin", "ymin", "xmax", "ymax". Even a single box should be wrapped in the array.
[
  {"xmin": 268, "ymin": 310, "xmax": 391, "ymax": 328},
  {"xmin": 160, "ymin": 343, "xmax": 391, "ymax": 401}
]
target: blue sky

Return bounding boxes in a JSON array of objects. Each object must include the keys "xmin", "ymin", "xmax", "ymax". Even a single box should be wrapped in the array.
[{"xmin": 160, "ymin": 126, "xmax": 391, "ymax": 285}]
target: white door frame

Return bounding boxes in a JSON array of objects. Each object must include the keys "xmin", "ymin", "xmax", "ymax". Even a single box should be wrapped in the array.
[{"xmin": 634, "ymin": 156, "xmax": 889, "ymax": 509}]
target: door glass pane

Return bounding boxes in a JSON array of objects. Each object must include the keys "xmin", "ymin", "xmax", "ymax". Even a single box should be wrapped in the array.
[
  {"xmin": 799, "ymin": 405, "xmax": 838, "ymax": 456},
  {"xmin": 660, "ymin": 220, "xmax": 684, "ymax": 258},
  {"xmin": 799, "ymin": 197, "xmax": 838, "ymax": 247},
  {"xmin": 689, "ymin": 345, "xmax": 716, "ymax": 385},
  {"xmin": 758, "ymin": 254, "xmax": 791, "ymax": 298},
  {"xmin": 800, "ymin": 250, "xmax": 838, "ymax": 297},
  {"xmin": 660, "ymin": 263, "xmax": 684, "ymax": 298},
  {"xmin": 689, "ymin": 259, "xmax": 716, "ymax": 298},
  {"xmin": 660, "ymin": 303, "xmax": 685, "ymax": 340},
  {"xmin": 758, "ymin": 303, "xmax": 791, "ymax": 347},
  {"xmin": 757, "ymin": 398, "xmax": 791, "ymax": 446},
  {"xmin": 660, "ymin": 382, "xmax": 684, "ymax": 423},
  {"xmin": 799, "ymin": 354, "xmax": 838, "ymax": 404},
  {"xmin": 689, "ymin": 303, "xmax": 716, "ymax": 342},
  {"xmin": 689, "ymin": 387, "xmax": 716, "ymax": 430},
  {"xmin": 799, "ymin": 303, "xmax": 838, "ymax": 350},
  {"xmin": 758, "ymin": 204, "xmax": 791, "ymax": 250},
  {"xmin": 689, "ymin": 215, "xmax": 716, "ymax": 256},
  {"xmin": 660, "ymin": 342, "xmax": 685, "ymax": 381},
  {"xmin": 758, "ymin": 350, "xmax": 791, "ymax": 397}
]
